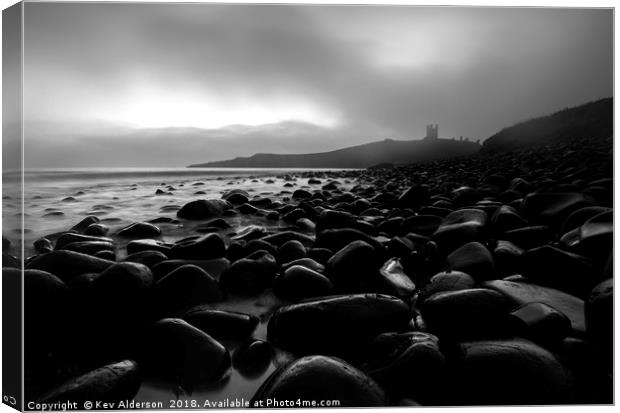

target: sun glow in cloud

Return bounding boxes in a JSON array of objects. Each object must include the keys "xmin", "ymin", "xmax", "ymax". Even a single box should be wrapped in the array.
[{"xmin": 113, "ymin": 87, "xmax": 341, "ymax": 129}]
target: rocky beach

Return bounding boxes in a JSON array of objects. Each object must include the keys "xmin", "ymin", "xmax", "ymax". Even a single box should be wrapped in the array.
[{"xmin": 2, "ymin": 131, "xmax": 613, "ymax": 408}]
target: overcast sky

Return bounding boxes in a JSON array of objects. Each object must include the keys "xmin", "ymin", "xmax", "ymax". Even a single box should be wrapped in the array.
[{"xmin": 20, "ymin": 3, "xmax": 612, "ymax": 167}]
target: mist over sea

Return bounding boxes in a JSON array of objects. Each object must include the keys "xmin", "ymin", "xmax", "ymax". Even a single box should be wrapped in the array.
[{"xmin": 2, "ymin": 167, "xmax": 357, "ymax": 257}]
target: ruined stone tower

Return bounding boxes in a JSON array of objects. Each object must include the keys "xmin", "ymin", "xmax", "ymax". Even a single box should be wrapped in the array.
[{"xmin": 425, "ymin": 124, "xmax": 438, "ymax": 139}]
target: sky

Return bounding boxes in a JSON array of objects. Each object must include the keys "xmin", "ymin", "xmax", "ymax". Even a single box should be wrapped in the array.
[{"xmin": 15, "ymin": 3, "xmax": 613, "ymax": 167}]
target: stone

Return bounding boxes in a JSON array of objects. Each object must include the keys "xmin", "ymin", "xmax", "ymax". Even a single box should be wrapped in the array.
[
  {"xmin": 277, "ymin": 240, "xmax": 307, "ymax": 264},
  {"xmin": 38, "ymin": 360, "xmax": 141, "ymax": 403},
  {"xmin": 491, "ymin": 205, "xmax": 528, "ymax": 233},
  {"xmin": 59, "ymin": 241, "xmax": 114, "ymax": 256},
  {"xmin": 325, "ymin": 241, "xmax": 382, "ymax": 292},
  {"xmin": 183, "ymin": 307, "xmax": 259, "ymax": 340},
  {"xmin": 33, "ymin": 237, "xmax": 53, "ymax": 254},
  {"xmin": 292, "ymin": 189, "xmax": 312, "ymax": 199},
  {"xmin": 446, "ymin": 241, "xmax": 495, "ymax": 282},
  {"xmin": 232, "ymin": 339, "xmax": 274, "ymax": 377},
  {"xmin": 55, "ymin": 233, "xmax": 114, "ymax": 250},
  {"xmin": 261, "ymin": 231, "xmax": 314, "ymax": 248},
  {"xmin": 315, "ymin": 228, "xmax": 383, "ymax": 253},
  {"xmin": 143, "ymin": 318, "xmax": 230, "ymax": 383},
  {"xmin": 521, "ymin": 192, "xmax": 592, "ymax": 228},
  {"xmin": 507, "ymin": 302, "xmax": 572, "ymax": 345},
  {"xmin": 561, "ymin": 206, "xmax": 611, "ymax": 233},
  {"xmin": 84, "ymin": 223, "xmax": 109, "ymax": 236},
  {"xmin": 177, "ymin": 199, "xmax": 232, "ymax": 220},
  {"xmin": 585, "ymin": 278, "xmax": 613, "ymax": 369},
  {"xmin": 483, "ymin": 279, "xmax": 585, "ymax": 337},
  {"xmin": 398, "ymin": 185, "xmax": 430, "ymax": 209},
  {"xmin": 169, "ymin": 234, "xmax": 226, "ymax": 260},
  {"xmin": 281, "ymin": 257, "xmax": 325, "ymax": 273},
  {"xmin": 400, "ymin": 215, "xmax": 442, "ymax": 237},
  {"xmin": 118, "ymin": 222, "xmax": 161, "ymax": 238},
  {"xmin": 123, "ymin": 250, "xmax": 168, "ymax": 268},
  {"xmin": 315, "ymin": 209, "xmax": 357, "ymax": 233},
  {"xmin": 268, "ymin": 294, "xmax": 411, "ymax": 355},
  {"xmin": 155, "ymin": 265, "xmax": 223, "ymax": 312},
  {"xmin": 503, "ymin": 225, "xmax": 553, "ymax": 250},
  {"xmin": 560, "ymin": 210, "xmax": 612, "ymax": 262},
  {"xmin": 378, "ymin": 258, "xmax": 416, "ymax": 301},
  {"xmin": 251, "ymin": 355, "xmax": 386, "ymax": 407},
  {"xmin": 151, "ymin": 258, "xmax": 230, "ymax": 282},
  {"xmin": 520, "ymin": 245, "xmax": 601, "ymax": 297},
  {"xmin": 126, "ymin": 239, "xmax": 172, "ymax": 255},
  {"xmin": 275, "ymin": 265, "xmax": 334, "ymax": 301},
  {"xmin": 432, "ymin": 209, "xmax": 488, "ymax": 253},
  {"xmin": 447, "ymin": 338, "xmax": 572, "ymax": 404},
  {"xmin": 222, "ymin": 190, "xmax": 249, "ymax": 205},
  {"xmin": 417, "ymin": 270, "xmax": 476, "ymax": 305},
  {"xmin": 493, "ymin": 240, "xmax": 524, "ymax": 276},
  {"xmin": 26, "ymin": 250, "xmax": 114, "ymax": 282},
  {"xmin": 420, "ymin": 288, "xmax": 510, "ymax": 339},
  {"xmin": 24, "ymin": 269, "xmax": 70, "ymax": 345},
  {"xmin": 219, "ymin": 252, "xmax": 278, "ymax": 295},
  {"xmin": 70, "ymin": 216, "xmax": 100, "ymax": 233},
  {"xmin": 364, "ymin": 332, "xmax": 445, "ymax": 403}
]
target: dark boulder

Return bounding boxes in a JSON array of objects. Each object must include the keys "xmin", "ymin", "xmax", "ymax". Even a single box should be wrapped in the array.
[{"xmin": 177, "ymin": 199, "xmax": 232, "ymax": 220}]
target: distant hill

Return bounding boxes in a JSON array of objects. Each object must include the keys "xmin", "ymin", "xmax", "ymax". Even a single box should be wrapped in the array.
[
  {"xmin": 188, "ymin": 138, "xmax": 481, "ymax": 168},
  {"xmin": 482, "ymin": 97, "xmax": 613, "ymax": 153}
]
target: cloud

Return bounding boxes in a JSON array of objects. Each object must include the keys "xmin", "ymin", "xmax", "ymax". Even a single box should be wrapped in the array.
[{"xmin": 21, "ymin": 4, "xmax": 613, "ymax": 167}]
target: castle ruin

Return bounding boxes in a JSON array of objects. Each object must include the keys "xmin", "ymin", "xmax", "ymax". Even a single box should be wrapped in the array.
[{"xmin": 425, "ymin": 124, "xmax": 438, "ymax": 139}]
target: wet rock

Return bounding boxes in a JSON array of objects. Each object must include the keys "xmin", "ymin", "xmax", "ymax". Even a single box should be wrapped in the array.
[
  {"xmin": 33, "ymin": 237, "xmax": 53, "ymax": 254},
  {"xmin": 364, "ymin": 332, "xmax": 445, "ymax": 403},
  {"xmin": 24, "ymin": 269, "xmax": 69, "ymax": 346},
  {"xmin": 560, "ymin": 210, "xmax": 612, "ymax": 262},
  {"xmin": 143, "ymin": 318, "xmax": 230, "ymax": 383},
  {"xmin": 378, "ymin": 258, "xmax": 415, "ymax": 301},
  {"xmin": 222, "ymin": 190, "xmax": 250, "ymax": 205},
  {"xmin": 70, "ymin": 216, "xmax": 100, "ymax": 233},
  {"xmin": 26, "ymin": 250, "xmax": 114, "ymax": 282},
  {"xmin": 231, "ymin": 225, "xmax": 269, "ymax": 242},
  {"xmin": 493, "ymin": 240, "xmax": 524, "ymax": 275},
  {"xmin": 292, "ymin": 189, "xmax": 312, "ymax": 200},
  {"xmin": 183, "ymin": 308, "xmax": 259, "ymax": 340},
  {"xmin": 94, "ymin": 250, "xmax": 116, "ymax": 261},
  {"xmin": 155, "ymin": 265, "xmax": 223, "ymax": 312},
  {"xmin": 55, "ymin": 233, "xmax": 114, "ymax": 250},
  {"xmin": 398, "ymin": 185, "xmax": 430, "ymax": 209},
  {"xmin": 561, "ymin": 206, "xmax": 611, "ymax": 233},
  {"xmin": 325, "ymin": 241, "xmax": 381, "ymax": 292},
  {"xmin": 261, "ymin": 231, "xmax": 314, "ymax": 248},
  {"xmin": 447, "ymin": 338, "xmax": 572, "ymax": 404},
  {"xmin": 281, "ymin": 257, "xmax": 325, "ymax": 273},
  {"xmin": 420, "ymin": 288, "xmax": 510, "ymax": 339},
  {"xmin": 220, "ymin": 252, "xmax": 278, "ymax": 295},
  {"xmin": 233, "ymin": 339, "xmax": 274, "ymax": 377},
  {"xmin": 520, "ymin": 245, "xmax": 600, "ymax": 296},
  {"xmin": 400, "ymin": 215, "xmax": 442, "ymax": 237},
  {"xmin": 169, "ymin": 234, "xmax": 226, "ymax": 260},
  {"xmin": 84, "ymin": 223, "xmax": 109, "ymax": 236},
  {"xmin": 315, "ymin": 228, "xmax": 383, "ymax": 253},
  {"xmin": 275, "ymin": 265, "xmax": 334, "ymax": 301},
  {"xmin": 268, "ymin": 294, "xmax": 411, "ymax": 355},
  {"xmin": 177, "ymin": 199, "xmax": 232, "ymax": 220},
  {"xmin": 521, "ymin": 192, "xmax": 592, "ymax": 228},
  {"xmin": 503, "ymin": 225, "xmax": 553, "ymax": 250},
  {"xmin": 251, "ymin": 355, "xmax": 386, "ymax": 407},
  {"xmin": 38, "ymin": 360, "xmax": 141, "ymax": 403},
  {"xmin": 151, "ymin": 258, "xmax": 230, "ymax": 281},
  {"xmin": 483, "ymin": 279, "xmax": 585, "ymax": 337},
  {"xmin": 452, "ymin": 186, "xmax": 481, "ymax": 207},
  {"xmin": 507, "ymin": 302, "xmax": 571, "ymax": 345},
  {"xmin": 445, "ymin": 241, "xmax": 495, "ymax": 282},
  {"xmin": 585, "ymin": 279, "xmax": 613, "ymax": 369},
  {"xmin": 432, "ymin": 209, "xmax": 488, "ymax": 253},
  {"xmin": 126, "ymin": 239, "xmax": 172, "ymax": 255},
  {"xmin": 118, "ymin": 222, "xmax": 161, "ymax": 238},
  {"xmin": 243, "ymin": 239, "xmax": 277, "ymax": 257},
  {"xmin": 491, "ymin": 205, "xmax": 528, "ymax": 233},
  {"xmin": 277, "ymin": 240, "xmax": 307, "ymax": 264},
  {"xmin": 124, "ymin": 250, "xmax": 168, "ymax": 268},
  {"xmin": 315, "ymin": 209, "xmax": 357, "ymax": 233},
  {"xmin": 417, "ymin": 270, "xmax": 476, "ymax": 305},
  {"xmin": 59, "ymin": 240, "xmax": 114, "ymax": 256}
]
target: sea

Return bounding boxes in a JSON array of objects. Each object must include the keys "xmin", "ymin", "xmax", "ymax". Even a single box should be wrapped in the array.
[{"xmin": 2, "ymin": 167, "xmax": 359, "ymax": 403}]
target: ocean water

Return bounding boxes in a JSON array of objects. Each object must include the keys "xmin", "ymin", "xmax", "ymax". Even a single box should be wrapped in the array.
[
  {"xmin": 3, "ymin": 167, "xmax": 358, "ymax": 403},
  {"xmin": 3, "ymin": 167, "xmax": 356, "ymax": 257}
]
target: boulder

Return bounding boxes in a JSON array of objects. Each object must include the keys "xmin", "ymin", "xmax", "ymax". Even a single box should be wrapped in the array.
[
  {"xmin": 446, "ymin": 241, "xmax": 495, "ymax": 282},
  {"xmin": 155, "ymin": 265, "xmax": 223, "ymax": 313},
  {"xmin": 275, "ymin": 265, "xmax": 334, "ymax": 301},
  {"xmin": 251, "ymin": 355, "xmax": 386, "ymax": 407},
  {"xmin": 169, "ymin": 234, "xmax": 226, "ymax": 260},
  {"xmin": 182, "ymin": 308, "xmax": 259, "ymax": 340},
  {"xmin": 219, "ymin": 253, "xmax": 278, "ymax": 295},
  {"xmin": 177, "ymin": 199, "xmax": 232, "ymax": 220},
  {"xmin": 26, "ymin": 250, "xmax": 114, "ymax": 282},
  {"xmin": 325, "ymin": 241, "xmax": 382, "ymax": 292},
  {"xmin": 118, "ymin": 222, "xmax": 161, "ymax": 238}
]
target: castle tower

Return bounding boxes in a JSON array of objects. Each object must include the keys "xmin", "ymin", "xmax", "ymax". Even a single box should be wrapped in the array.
[{"xmin": 425, "ymin": 124, "xmax": 438, "ymax": 139}]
